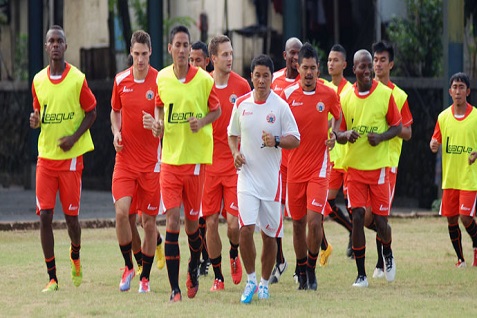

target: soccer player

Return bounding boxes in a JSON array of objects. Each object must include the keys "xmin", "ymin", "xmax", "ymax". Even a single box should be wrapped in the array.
[
  {"xmin": 203, "ymin": 35, "xmax": 251, "ymax": 291},
  {"xmin": 189, "ymin": 40, "xmax": 211, "ymax": 276},
  {"xmin": 371, "ymin": 40, "xmax": 413, "ymax": 278},
  {"xmin": 29, "ymin": 25, "xmax": 97, "ymax": 292},
  {"xmin": 269, "ymin": 37, "xmax": 303, "ymax": 285},
  {"xmin": 282, "ymin": 43, "xmax": 341, "ymax": 290},
  {"xmin": 323, "ymin": 44, "xmax": 354, "ymax": 260},
  {"xmin": 190, "ymin": 40, "xmax": 210, "ymax": 70},
  {"xmin": 152, "ymin": 25, "xmax": 221, "ymax": 302},
  {"xmin": 228, "ymin": 54, "xmax": 300, "ymax": 303},
  {"xmin": 431, "ymin": 72, "xmax": 477, "ymax": 268},
  {"xmin": 336, "ymin": 49, "xmax": 402, "ymax": 287},
  {"xmin": 111, "ymin": 30, "xmax": 161, "ymax": 293}
]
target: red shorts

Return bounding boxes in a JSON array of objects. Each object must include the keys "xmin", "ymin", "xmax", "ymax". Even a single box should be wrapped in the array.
[
  {"xmin": 287, "ymin": 177, "xmax": 328, "ymax": 220},
  {"xmin": 440, "ymin": 189, "xmax": 477, "ymax": 217},
  {"xmin": 280, "ymin": 163, "xmax": 287, "ymax": 205},
  {"xmin": 389, "ymin": 167, "xmax": 398, "ymax": 205},
  {"xmin": 347, "ymin": 168, "xmax": 390, "ymax": 216},
  {"xmin": 160, "ymin": 164, "xmax": 205, "ymax": 221},
  {"xmin": 329, "ymin": 166, "xmax": 345, "ymax": 190},
  {"xmin": 112, "ymin": 166, "xmax": 160, "ymax": 216},
  {"xmin": 202, "ymin": 173, "xmax": 239, "ymax": 218},
  {"xmin": 35, "ymin": 165, "xmax": 82, "ymax": 216}
]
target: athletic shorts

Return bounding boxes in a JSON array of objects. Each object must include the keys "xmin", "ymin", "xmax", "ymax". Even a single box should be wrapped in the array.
[
  {"xmin": 238, "ymin": 192, "xmax": 282, "ymax": 238},
  {"xmin": 35, "ymin": 165, "xmax": 82, "ymax": 216},
  {"xmin": 389, "ymin": 167, "xmax": 398, "ymax": 205},
  {"xmin": 160, "ymin": 164, "xmax": 205, "ymax": 221},
  {"xmin": 286, "ymin": 177, "xmax": 328, "ymax": 221},
  {"xmin": 112, "ymin": 166, "xmax": 160, "ymax": 216},
  {"xmin": 347, "ymin": 168, "xmax": 390, "ymax": 216},
  {"xmin": 329, "ymin": 166, "xmax": 346, "ymax": 190},
  {"xmin": 440, "ymin": 189, "xmax": 477, "ymax": 217},
  {"xmin": 202, "ymin": 173, "xmax": 239, "ymax": 218}
]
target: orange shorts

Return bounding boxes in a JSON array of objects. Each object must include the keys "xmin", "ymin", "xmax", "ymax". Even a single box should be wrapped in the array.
[
  {"xmin": 202, "ymin": 173, "xmax": 239, "ymax": 218},
  {"xmin": 35, "ymin": 165, "xmax": 82, "ymax": 216},
  {"xmin": 160, "ymin": 164, "xmax": 205, "ymax": 221},
  {"xmin": 440, "ymin": 189, "xmax": 477, "ymax": 217},
  {"xmin": 287, "ymin": 177, "xmax": 328, "ymax": 220},
  {"xmin": 347, "ymin": 168, "xmax": 390, "ymax": 216},
  {"xmin": 329, "ymin": 166, "xmax": 346, "ymax": 190},
  {"xmin": 112, "ymin": 166, "xmax": 160, "ymax": 216}
]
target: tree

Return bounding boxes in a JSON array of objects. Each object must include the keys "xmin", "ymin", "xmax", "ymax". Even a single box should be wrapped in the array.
[{"xmin": 387, "ymin": 0, "xmax": 443, "ymax": 77}]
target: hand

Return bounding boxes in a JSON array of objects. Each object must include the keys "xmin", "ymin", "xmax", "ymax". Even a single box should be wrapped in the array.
[
  {"xmin": 429, "ymin": 138, "xmax": 440, "ymax": 153},
  {"xmin": 142, "ymin": 111, "xmax": 154, "ymax": 130},
  {"xmin": 261, "ymin": 130, "xmax": 274, "ymax": 148},
  {"xmin": 469, "ymin": 152, "xmax": 477, "ymax": 165},
  {"xmin": 233, "ymin": 152, "xmax": 246, "ymax": 170},
  {"xmin": 346, "ymin": 130, "xmax": 361, "ymax": 143},
  {"xmin": 188, "ymin": 117, "xmax": 203, "ymax": 133},
  {"xmin": 367, "ymin": 133, "xmax": 382, "ymax": 146},
  {"xmin": 113, "ymin": 132, "xmax": 123, "ymax": 152},
  {"xmin": 152, "ymin": 120, "xmax": 163, "ymax": 137},
  {"xmin": 58, "ymin": 135, "xmax": 76, "ymax": 152},
  {"xmin": 30, "ymin": 110, "xmax": 40, "ymax": 129},
  {"xmin": 326, "ymin": 131, "xmax": 336, "ymax": 150}
]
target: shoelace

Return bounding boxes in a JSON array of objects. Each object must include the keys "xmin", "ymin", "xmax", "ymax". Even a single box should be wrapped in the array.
[{"xmin": 244, "ymin": 282, "xmax": 256, "ymax": 295}]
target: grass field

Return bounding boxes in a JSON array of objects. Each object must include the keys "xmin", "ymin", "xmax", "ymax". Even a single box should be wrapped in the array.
[{"xmin": 1, "ymin": 217, "xmax": 477, "ymax": 317}]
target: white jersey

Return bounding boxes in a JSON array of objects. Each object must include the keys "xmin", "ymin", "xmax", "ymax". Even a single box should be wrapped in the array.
[{"xmin": 228, "ymin": 91, "xmax": 300, "ymax": 201}]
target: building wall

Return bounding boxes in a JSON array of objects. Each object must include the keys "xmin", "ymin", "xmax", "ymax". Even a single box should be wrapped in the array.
[{"xmin": 63, "ymin": 0, "xmax": 109, "ymax": 68}]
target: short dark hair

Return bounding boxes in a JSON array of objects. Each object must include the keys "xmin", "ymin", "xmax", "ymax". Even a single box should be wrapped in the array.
[
  {"xmin": 449, "ymin": 72, "xmax": 470, "ymax": 89},
  {"xmin": 169, "ymin": 25, "xmax": 190, "ymax": 44},
  {"xmin": 191, "ymin": 41, "xmax": 209, "ymax": 57},
  {"xmin": 298, "ymin": 42, "xmax": 319, "ymax": 64},
  {"xmin": 208, "ymin": 35, "xmax": 231, "ymax": 57},
  {"xmin": 251, "ymin": 54, "xmax": 274, "ymax": 74},
  {"xmin": 330, "ymin": 44, "xmax": 346, "ymax": 59},
  {"xmin": 131, "ymin": 30, "xmax": 151, "ymax": 50},
  {"xmin": 46, "ymin": 25, "xmax": 65, "ymax": 40},
  {"xmin": 372, "ymin": 41, "xmax": 394, "ymax": 62}
]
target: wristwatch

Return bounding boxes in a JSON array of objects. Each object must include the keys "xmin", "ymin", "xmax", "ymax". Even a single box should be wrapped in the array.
[{"xmin": 274, "ymin": 136, "xmax": 280, "ymax": 148}]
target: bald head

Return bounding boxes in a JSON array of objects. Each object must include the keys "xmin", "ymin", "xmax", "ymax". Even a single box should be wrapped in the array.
[
  {"xmin": 353, "ymin": 49, "xmax": 372, "ymax": 65},
  {"xmin": 285, "ymin": 37, "xmax": 302, "ymax": 51}
]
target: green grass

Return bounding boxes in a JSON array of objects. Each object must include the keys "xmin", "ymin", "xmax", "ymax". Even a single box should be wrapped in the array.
[{"xmin": 1, "ymin": 217, "xmax": 477, "ymax": 317}]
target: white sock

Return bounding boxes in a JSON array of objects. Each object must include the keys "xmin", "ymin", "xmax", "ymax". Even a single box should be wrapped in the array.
[
  {"xmin": 247, "ymin": 272, "xmax": 257, "ymax": 284},
  {"xmin": 260, "ymin": 277, "xmax": 269, "ymax": 287}
]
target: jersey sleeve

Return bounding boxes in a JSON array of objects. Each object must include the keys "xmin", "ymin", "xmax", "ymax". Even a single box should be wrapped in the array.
[
  {"xmin": 31, "ymin": 83, "xmax": 41, "ymax": 112},
  {"xmin": 281, "ymin": 103, "xmax": 300, "ymax": 139},
  {"xmin": 400, "ymin": 99, "xmax": 413, "ymax": 127},
  {"xmin": 111, "ymin": 79, "xmax": 122, "ymax": 112},
  {"xmin": 431, "ymin": 121, "xmax": 442, "ymax": 143},
  {"xmin": 385, "ymin": 94, "xmax": 402, "ymax": 126},
  {"xmin": 330, "ymin": 93, "xmax": 341, "ymax": 121},
  {"xmin": 227, "ymin": 103, "xmax": 240, "ymax": 136},
  {"xmin": 208, "ymin": 86, "xmax": 221, "ymax": 112},
  {"xmin": 79, "ymin": 79, "xmax": 97, "ymax": 112}
]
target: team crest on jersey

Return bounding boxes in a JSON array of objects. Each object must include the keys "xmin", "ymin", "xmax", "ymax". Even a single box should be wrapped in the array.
[
  {"xmin": 266, "ymin": 113, "xmax": 276, "ymax": 124},
  {"xmin": 316, "ymin": 102, "xmax": 325, "ymax": 112},
  {"xmin": 229, "ymin": 94, "xmax": 238, "ymax": 104},
  {"xmin": 146, "ymin": 90, "xmax": 154, "ymax": 100}
]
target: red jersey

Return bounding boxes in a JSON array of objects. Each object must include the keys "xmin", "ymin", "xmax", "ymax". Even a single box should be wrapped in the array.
[
  {"xmin": 282, "ymin": 82, "xmax": 341, "ymax": 182},
  {"xmin": 207, "ymin": 71, "xmax": 251, "ymax": 175},
  {"xmin": 111, "ymin": 66, "xmax": 160, "ymax": 172},
  {"xmin": 271, "ymin": 68, "xmax": 301, "ymax": 95}
]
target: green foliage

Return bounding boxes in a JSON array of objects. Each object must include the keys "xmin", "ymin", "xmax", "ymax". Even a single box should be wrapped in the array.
[
  {"xmin": 13, "ymin": 33, "xmax": 28, "ymax": 81},
  {"xmin": 131, "ymin": 0, "xmax": 148, "ymax": 31},
  {"xmin": 387, "ymin": 0, "xmax": 443, "ymax": 77}
]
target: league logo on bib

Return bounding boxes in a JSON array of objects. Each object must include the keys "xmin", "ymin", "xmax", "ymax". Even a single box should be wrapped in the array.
[
  {"xmin": 316, "ymin": 102, "xmax": 325, "ymax": 112},
  {"xmin": 146, "ymin": 90, "xmax": 154, "ymax": 100},
  {"xmin": 266, "ymin": 113, "xmax": 276, "ymax": 124}
]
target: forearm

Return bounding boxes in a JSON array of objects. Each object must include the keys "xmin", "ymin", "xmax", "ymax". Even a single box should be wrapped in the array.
[
  {"xmin": 278, "ymin": 134, "xmax": 300, "ymax": 149},
  {"xmin": 380, "ymin": 123, "xmax": 402, "ymax": 141},
  {"xmin": 200, "ymin": 107, "xmax": 221, "ymax": 127},
  {"xmin": 110, "ymin": 110, "xmax": 121, "ymax": 135},
  {"xmin": 228, "ymin": 135, "xmax": 240, "ymax": 155},
  {"xmin": 73, "ymin": 109, "xmax": 97, "ymax": 141}
]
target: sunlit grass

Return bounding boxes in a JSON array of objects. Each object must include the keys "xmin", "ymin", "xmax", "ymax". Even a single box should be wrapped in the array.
[{"xmin": 1, "ymin": 217, "xmax": 477, "ymax": 317}]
